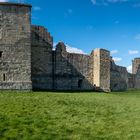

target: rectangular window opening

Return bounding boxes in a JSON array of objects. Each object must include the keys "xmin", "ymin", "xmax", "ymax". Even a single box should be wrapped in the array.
[
  {"xmin": 0, "ymin": 51, "xmax": 3, "ymax": 58},
  {"xmin": 78, "ymin": 79, "xmax": 83, "ymax": 88},
  {"xmin": 3, "ymin": 74, "xmax": 6, "ymax": 81}
]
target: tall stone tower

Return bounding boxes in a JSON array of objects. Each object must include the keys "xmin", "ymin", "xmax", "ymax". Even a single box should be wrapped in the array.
[
  {"xmin": 132, "ymin": 58, "xmax": 140, "ymax": 74},
  {"xmin": 93, "ymin": 49, "xmax": 110, "ymax": 92},
  {"xmin": 0, "ymin": 2, "xmax": 32, "ymax": 90}
]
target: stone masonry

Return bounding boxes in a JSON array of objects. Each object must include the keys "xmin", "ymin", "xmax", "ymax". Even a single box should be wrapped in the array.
[
  {"xmin": 0, "ymin": 2, "xmax": 32, "ymax": 90},
  {"xmin": 93, "ymin": 49, "xmax": 110, "ymax": 92},
  {"xmin": 31, "ymin": 25, "xmax": 53, "ymax": 90},
  {"xmin": 0, "ymin": 2, "xmax": 140, "ymax": 92}
]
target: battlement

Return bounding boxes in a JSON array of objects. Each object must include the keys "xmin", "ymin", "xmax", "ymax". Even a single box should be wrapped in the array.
[{"xmin": 31, "ymin": 25, "xmax": 53, "ymax": 46}]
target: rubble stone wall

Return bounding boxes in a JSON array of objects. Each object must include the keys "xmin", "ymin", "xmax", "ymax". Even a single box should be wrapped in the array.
[
  {"xmin": 2, "ymin": 2, "xmax": 140, "ymax": 92},
  {"xmin": 110, "ymin": 61, "xmax": 128, "ymax": 91},
  {"xmin": 53, "ymin": 42, "xmax": 94, "ymax": 90},
  {"xmin": 94, "ymin": 49, "xmax": 110, "ymax": 92},
  {"xmin": 31, "ymin": 25, "xmax": 53, "ymax": 90},
  {"xmin": 0, "ymin": 3, "xmax": 32, "ymax": 90}
]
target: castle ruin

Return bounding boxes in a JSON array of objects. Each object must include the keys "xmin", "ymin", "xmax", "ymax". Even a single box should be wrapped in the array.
[{"xmin": 0, "ymin": 2, "xmax": 140, "ymax": 92}]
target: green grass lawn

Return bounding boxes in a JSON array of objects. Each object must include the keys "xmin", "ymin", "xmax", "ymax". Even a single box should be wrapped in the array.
[{"xmin": 0, "ymin": 90, "xmax": 140, "ymax": 140}]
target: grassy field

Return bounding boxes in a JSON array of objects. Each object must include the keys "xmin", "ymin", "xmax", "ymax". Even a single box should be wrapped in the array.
[{"xmin": 0, "ymin": 91, "xmax": 140, "ymax": 139}]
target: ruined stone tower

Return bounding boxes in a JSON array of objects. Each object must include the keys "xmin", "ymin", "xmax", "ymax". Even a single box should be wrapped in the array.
[
  {"xmin": 93, "ymin": 49, "xmax": 110, "ymax": 92},
  {"xmin": 0, "ymin": 3, "xmax": 32, "ymax": 89},
  {"xmin": 132, "ymin": 58, "xmax": 140, "ymax": 74}
]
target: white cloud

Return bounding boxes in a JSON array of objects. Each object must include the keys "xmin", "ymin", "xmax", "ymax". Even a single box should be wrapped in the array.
[
  {"xmin": 53, "ymin": 42, "xmax": 57, "ymax": 47},
  {"xmin": 111, "ymin": 50, "xmax": 118, "ymax": 54},
  {"xmin": 91, "ymin": 0, "xmax": 96, "ymax": 5},
  {"xmin": 128, "ymin": 50, "xmax": 139, "ymax": 55},
  {"xmin": 107, "ymin": 0, "xmax": 128, "ymax": 3},
  {"xmin": 53, "ymin": 42, "xmax": 85, "ymax": 54},
  {"xmin": 0, "ymin": 0, "xmax": 8, "ymax": 1},
  {"xmin": 135, "ymin": 34, "xmax": 140, "ymax": 40},
  {"xmin": 66, "ymin": 44, "xmax": 85, "ymax": 54},
  {"xmin": 33, "ymin": 6, "xmax": 41, "ymax": 11},
  {"xmin": 127, "ymin": 65, "xmax": 132, "ymax": 73},
  {"xmin": 91, "ymin": 0, "xmax": 108, "ymax": 5},
  {"xmin": 113, "ymin": 57, "xmax": 122, "ymax": 62},
  {"xmin": 91, "ymin": 0, "xmax": 128, "ymax": 5}
]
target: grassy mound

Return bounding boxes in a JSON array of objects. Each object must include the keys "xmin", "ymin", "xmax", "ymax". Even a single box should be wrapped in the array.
[{"xmin": 0, "ymin": 91, "xmax": 140, "ymax": 139}]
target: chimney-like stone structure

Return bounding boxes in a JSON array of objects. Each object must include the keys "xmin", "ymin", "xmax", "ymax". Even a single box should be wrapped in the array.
[
  {"xmin": 132, "ymin": 58, "xmax": 140, "ymax": 74},
  {"xmin": 93, "ymin": 49, "xmax": 110, "ymax": 92}
]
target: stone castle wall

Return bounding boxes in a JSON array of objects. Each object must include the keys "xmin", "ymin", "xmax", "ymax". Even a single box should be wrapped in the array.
[
  {"xmin": 0, "ymin": 3, "xmax": 32, "ymax": 90},
  {"xmin": 110, "ymin": 58, "xmax": 140, "ymax": 91},
  {"xmin": 1, "ymin": 2, "xmax": 140, "ymax": 92},
  {"xmin": 110, "ymin": 60, "xmax": 128, "ymax": 91},
  {"xmin": 53, "ymin": 42, "xmax": 94, "ymax": 90},
  {"xmin": 31, "ymin": 38, "xmax": 111, "ymax": 91},
  {"xmin": 28, "ymin": 23, "xmax": 140, "ymax": 91},
  {"xmin": 31, "ymin": 25, "xmax": 53, "ymax": 90}
]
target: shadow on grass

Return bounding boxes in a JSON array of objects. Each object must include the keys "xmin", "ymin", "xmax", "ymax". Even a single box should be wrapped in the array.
[
  {"xmin": 32, "ymin": 89, "xmax": 100, "ymax": 93},
  {"xmin": 1, "ymin": 89, "xmax": 140, "ymax": 94}
]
